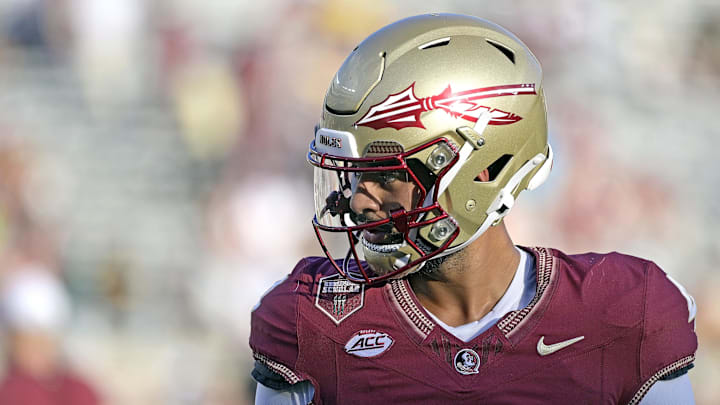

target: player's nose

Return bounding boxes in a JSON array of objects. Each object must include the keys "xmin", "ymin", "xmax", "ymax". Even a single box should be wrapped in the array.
[{"xmin": 350, "ymin": 180, "xmax": 384, "ymax": 219}]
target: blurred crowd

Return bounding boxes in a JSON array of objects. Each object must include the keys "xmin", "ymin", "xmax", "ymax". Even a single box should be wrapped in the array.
[{"xmin": 0, "ymin": 0, "xmax": 718, "ymax": 404}]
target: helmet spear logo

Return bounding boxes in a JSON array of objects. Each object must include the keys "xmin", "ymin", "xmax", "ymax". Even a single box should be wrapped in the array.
[{"xmin": 355, "ymin": 82, "xmax": 536, "ymax": 130}]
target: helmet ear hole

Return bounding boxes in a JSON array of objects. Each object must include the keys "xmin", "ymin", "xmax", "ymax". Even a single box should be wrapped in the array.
[
  {"xmin": 475, "ymin": 169, "xmax": 490, "ymax": 182},
  {"xmin": 474, "ymin": 154, "xmax": 513, "ymax": 182}
]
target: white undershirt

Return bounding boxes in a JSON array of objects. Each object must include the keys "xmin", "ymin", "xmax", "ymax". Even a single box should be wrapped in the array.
[
  {"xmin": 424, "ymin": 248, "xmax": 536, "ymax": 342},
  {"xmin": 255, "ymin": 248, "xmax": 694, "ymax": 404}
]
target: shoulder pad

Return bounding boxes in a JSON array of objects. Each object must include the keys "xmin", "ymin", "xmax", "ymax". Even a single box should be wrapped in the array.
[
  {"xmin": 640, "ymin": 262, "xmax": 697, "ymax": 381},
  {"xmin": 249, "ymin": 257, "xmax": 329, "ymax": 385},
  {"xmin": 563, "ymin": 251, "xmax": 650, "ymax": 328}
]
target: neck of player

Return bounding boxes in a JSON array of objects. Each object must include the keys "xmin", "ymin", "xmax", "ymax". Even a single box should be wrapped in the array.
[{"xmin": 408, "ymin": 223, "xmax": 520, "ymax": 327}]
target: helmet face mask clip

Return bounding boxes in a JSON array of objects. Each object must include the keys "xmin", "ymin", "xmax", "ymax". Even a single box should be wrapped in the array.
[{"xmin": 309, "ymin": 14, "xmax": 551, "ymax": 284}]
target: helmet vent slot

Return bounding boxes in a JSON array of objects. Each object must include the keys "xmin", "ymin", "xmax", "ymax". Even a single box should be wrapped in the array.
[
  {"xmin": 364, "ymin": 140, "xmax": 404, "ymax": 156},
  {"xmin": 486, "ymin": 39, "xmax": 515, "ymax": 64},
  {"xmin": 475, "ymin": 154, "xmax": 513, "ymax": 182},
  {"xmin": 418, "ymin": 37, "xmax": 451, "ymax": 50}
]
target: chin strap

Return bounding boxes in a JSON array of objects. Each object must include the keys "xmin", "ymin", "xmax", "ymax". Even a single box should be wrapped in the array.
[
  {"xmin": 437, "ymin": 110, "xmax": 493, "ymax": 196},
  {"xmin": 411, "ymin": 110, "xmax": 552, "ymax": 260},
  {"xmin": 438, "ymin": 145, "xmax": 552, "ymax": 258}
]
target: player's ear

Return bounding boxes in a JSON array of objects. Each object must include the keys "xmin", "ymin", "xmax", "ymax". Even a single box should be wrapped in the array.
[{"xmin": 475, "ymin": 169, "xmax": 490, "ymax": 182}]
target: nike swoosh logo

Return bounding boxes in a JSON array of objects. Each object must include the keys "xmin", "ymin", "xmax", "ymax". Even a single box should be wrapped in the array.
[{"xmin": 537, "ymin": 335, "xmax": 585, "ymax": 356}]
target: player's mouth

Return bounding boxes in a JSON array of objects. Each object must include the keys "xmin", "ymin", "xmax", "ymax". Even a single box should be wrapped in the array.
[{"xmin": 360, "ymin": 225, "xmax": 404, "ymax": 253}]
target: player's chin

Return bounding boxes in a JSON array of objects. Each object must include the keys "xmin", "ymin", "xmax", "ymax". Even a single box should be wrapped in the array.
[{"xmin": 360, "ymin": 234, "xmax": 410, "ymax": 277}]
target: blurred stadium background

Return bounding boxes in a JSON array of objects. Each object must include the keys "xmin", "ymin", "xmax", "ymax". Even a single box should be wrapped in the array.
[{"xmin": 0, "ymin": 0, "xmax": 718, "ymax": 404}]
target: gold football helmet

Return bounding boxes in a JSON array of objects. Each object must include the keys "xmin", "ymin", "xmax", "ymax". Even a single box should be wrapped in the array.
[{"xmin": 309, "ymin": 13, "xmax": 552, "ymax": 283}]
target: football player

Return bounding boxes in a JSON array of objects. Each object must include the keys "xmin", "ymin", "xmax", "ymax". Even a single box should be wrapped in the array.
[{"xmin": 250, "ymin": 14, "xmax": 697, "ymax": 404}]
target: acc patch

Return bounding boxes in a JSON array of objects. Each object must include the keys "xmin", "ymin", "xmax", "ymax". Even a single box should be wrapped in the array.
[
  {"xmin": 454, "ymin": 348, "xmax": 480, "ymax": 375},
  {"xmin": 315, "ymin": 274, "xmax": 364, "ymax": 324},
  {"xmin": 345, "ymin": 330, "xmax": 394, "ymax": 358}
]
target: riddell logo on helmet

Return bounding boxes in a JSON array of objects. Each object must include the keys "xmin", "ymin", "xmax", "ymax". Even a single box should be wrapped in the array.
[
  {"xmin": 319, "ymin": 134, "xmax": 342, "ymax": 149},
  {"xmin": 355, "ymin": 82, "xmax": 536, "ymax": 130}
]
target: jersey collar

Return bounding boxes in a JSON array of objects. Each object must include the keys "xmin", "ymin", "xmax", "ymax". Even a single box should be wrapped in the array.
[{"xmin": 385, "ymin": 246, "xmax": 556, "ymax": 344}]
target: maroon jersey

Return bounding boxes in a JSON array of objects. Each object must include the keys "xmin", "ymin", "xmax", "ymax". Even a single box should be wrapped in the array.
[
  {"xmin": 0, "ymin": 367, "xmax": 101, "ymax": 405},
  {"xmin": 250, "ymin": 247, "xmax": 697, "ymax": 404}
]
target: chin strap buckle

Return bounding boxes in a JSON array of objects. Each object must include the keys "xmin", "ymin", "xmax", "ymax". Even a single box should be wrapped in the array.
[{"xmin": 487, "ymin": 190, "xmax": 515, "ymax": 225}]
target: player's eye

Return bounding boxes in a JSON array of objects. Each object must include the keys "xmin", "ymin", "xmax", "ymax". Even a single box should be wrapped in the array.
[
  {"xmin": 369, "ymin": 171, "xmax": 407, "ymax": 186},
  {"xmin": 378, "ymin": 171, "xmax": 401, "ymax": 184}
]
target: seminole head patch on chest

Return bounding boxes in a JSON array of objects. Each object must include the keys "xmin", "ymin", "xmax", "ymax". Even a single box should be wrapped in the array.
[{"xmin": 315, "ymin": 274, "xmax": 365, "ymax": 324}]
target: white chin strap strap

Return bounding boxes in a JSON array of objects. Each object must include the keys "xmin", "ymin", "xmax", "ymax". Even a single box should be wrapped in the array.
[
  {"xmin": 438, "ymin": 110, "xmax": 493, "ymax": 197},
  {"xmin": 414, "ymin": 109, "xmax": 553, "ymax": 262},
  {"xmin": 435, "ymin": 143, "xmax": 553, "ymax": 259},
  {"xmin": 442, "ymin": 145, "xmax": 552, "ymax": 256}
]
